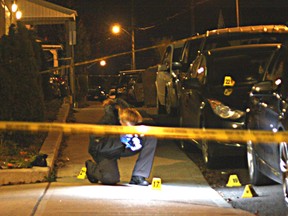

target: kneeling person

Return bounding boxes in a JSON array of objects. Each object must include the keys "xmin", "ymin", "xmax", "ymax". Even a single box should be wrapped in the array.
[{"xmin": 86, "ymin": 107, "xmax": 157, "ymax": 186}]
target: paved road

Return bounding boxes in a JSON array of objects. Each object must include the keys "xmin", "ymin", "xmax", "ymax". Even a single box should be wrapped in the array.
[{"xmin": 0, "ymin": 101, "xmax": 253, "ymax": 215}]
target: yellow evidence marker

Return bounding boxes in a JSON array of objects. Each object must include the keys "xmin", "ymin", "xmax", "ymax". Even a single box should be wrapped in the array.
[
  {"xmin": 152, "ymin": 177, "xmax": 162, "ymax": 190},
  {"xmin": 242, "ymin": 184, "xmax": 258, "ymax": 198},
  {"xmin": 226, "ymin": 174, "xmax": 242, "ymax": 187},
  {"xmin": 77, "ymin": 167, "xmax": 87, "ymax": 179}
]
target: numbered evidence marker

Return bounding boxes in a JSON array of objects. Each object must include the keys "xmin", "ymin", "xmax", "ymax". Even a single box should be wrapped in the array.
[
  {"xmin": 152, "ymin": 177, "xmax": 162, "ymax": 190},
  {"xmin": 77, "ymin": 167, "xmax": 87, "ymax": 179},
  {"xmin": 226, "ymin": 174, "xmax": 242, "ymax": 187},
  {"xmin": 223, "ymin": 76, "xmax": 235, "ymax": 87}
]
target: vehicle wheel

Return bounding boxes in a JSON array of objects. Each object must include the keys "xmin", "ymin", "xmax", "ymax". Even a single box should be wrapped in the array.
[
  {"xmin": 157, "ymin": 98, "xmax": 166, "ymax": 114},
  {"xmin": 280, "ymin": 142, "xmax": 288, "ymax": 205},
  {"xmin": 201, "ymin": 139, "xmax": 217, "ymax": 168},
  {"xmin": 247, "ymin": 141, "xmax": 273, "ymax": 185}
]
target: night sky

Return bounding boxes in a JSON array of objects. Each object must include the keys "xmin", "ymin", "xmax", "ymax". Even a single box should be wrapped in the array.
[{"xmin": 46, "ymin": 0, "xmax": 288, "ymax": 72}]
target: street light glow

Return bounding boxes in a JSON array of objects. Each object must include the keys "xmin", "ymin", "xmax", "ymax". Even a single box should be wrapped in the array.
[
  {"xmin": 112, "ymin": 24, "xmax": 121, "ymax": 34},
  {"xmin": 16, "ymin": 11, "xmax": 22, "ymax": 19},
  {"xmin": 111, "ymin": 23, "xmax": 136, "ymax": 71},
  {"xmin": 100, "ymin": 60, "xmax": 106, "ymax": 66},
  {"xmin": 11, "ymin": 2, "xmax": 18, "ymax": 12}
]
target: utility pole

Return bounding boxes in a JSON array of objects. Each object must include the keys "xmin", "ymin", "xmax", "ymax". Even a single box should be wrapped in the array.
[
  {"xmin": 131, "ymin": 0, "xmax": 136, "ymax": 71},
  {"xmin": 236, "ymin": 0, "xmax": 240, "ymax": 27}
]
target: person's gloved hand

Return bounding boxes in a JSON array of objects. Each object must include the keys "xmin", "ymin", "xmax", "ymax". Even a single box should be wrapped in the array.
[{"xmin": 120, "ymin": 134, "xmax": 142, "ymax": 151}]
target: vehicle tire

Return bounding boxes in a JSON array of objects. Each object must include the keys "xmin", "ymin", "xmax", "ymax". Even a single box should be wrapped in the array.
[
  {"xmin": 201, "ymin": 139, "xmax": 217, "ymax": 168},
  {"xmin": 280, "ymin": 142, "xmax": 288, "ymax": 205},
  {"xmin": 247, "ymin": 141, "xmax": 273, "ymax": 185},
  {"xmin": 157, "ymin": 98, "xmax": 166, "ymax": 114}
]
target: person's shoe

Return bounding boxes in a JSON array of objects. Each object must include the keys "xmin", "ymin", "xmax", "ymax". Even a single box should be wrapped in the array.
[
  {"xmin": 129, "ymin": 176, "xmax": 149, "ymax": 186},
  {"xmin": 85, "ymin": 160, "xmax": 98, "ymax": 183}
]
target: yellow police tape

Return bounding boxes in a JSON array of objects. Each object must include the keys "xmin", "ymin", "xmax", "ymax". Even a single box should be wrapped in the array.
[{"xmin": 0, "ymin": 121, "xmax": 287, "ymax": 143}]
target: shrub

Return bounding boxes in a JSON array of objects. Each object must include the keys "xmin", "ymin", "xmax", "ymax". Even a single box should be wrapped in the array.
[{"xmin": 0, "ymin": 22, "xmax": 46, "ymax": 148}]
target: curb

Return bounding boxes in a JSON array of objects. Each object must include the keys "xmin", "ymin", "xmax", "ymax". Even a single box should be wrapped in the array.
[{"xmin": 0, "ymin": 99, "xmax": 70, "ymax": 186}]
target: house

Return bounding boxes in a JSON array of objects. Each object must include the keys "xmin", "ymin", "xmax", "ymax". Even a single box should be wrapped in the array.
[
  {"xmin": 1, "ymin": 0, "xmax": 78, "ymax": 103},
  {"xmin": 1, "ymin": 0, "xmax": 77, "ymax": 55}
]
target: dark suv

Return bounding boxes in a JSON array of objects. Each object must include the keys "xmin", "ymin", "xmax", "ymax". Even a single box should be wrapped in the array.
[
  {"xmin": 246, "ymin": 44, "xmax": 288, "ymax": 204},
  {"xmin": 162, "ymin": 25, "xmax": 288, "ymax": 117},
  {"xmin": 179, "ymin": 44, "xmax": 282, "ymax": 168}
]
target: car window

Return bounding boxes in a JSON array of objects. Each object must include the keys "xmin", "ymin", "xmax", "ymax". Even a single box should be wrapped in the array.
[
  {"xmin": 206, "ymin": 47, "xmax": 277, "ymax": 87},
  {"xmin": 172, "ymin": 47, "xmax": 183, "ymax": 62},
  {"xmin": 181, "ymin": 42, "xmax": 190, "ymax": 65},
  {"xmin": 191, "ymin": 55, "xmax": 206, "ymax": 84},
  {"xmin": 181, "ymin": 39, "xmax": 202, "ymax": 64},
  {"xmin": 187, "ymin": 39, "xmax": 202, "ymax": 63},
  {"xmin": 266, "ymin": 55, "xmax": 285, "ymax": 81},
  {"xmin": 265, "ymin": 51, "xmax": 288, "ymax": 92}
]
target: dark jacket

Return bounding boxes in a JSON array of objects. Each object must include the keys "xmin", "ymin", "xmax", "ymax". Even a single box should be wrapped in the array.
[
  {"xmin": 88, "ymin": 135, "xmax": 124, "ymax": 163},
  {"xmin": 89, "ymin": 98, "xmax": 131, "ymax": 162}
]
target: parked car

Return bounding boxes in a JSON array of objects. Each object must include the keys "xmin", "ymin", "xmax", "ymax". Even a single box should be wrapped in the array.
[
  {"xmin": 179, "ymin": 44, "xmax": 281, "ymax": 168},
  {"xmin": 116, "ymin": 70, "xmax": 144, "ymax": 106},
  {"xmin": 87, "ymin": 85, "xmax": 107, "ymax": 101},
  {"xmin": 177, "ymin": 25, "xmax": 288, "ymax": 78},
  {"xmin": 48, "ymin": 74, "xmax": 69, "ymax": 98},
  {"xmin": 155, "ymin": 41, "xmax": 185, "ymax": 115},
  {"xmin": 245, "ymin": 44, "xmax": 288, "ymax": 204},
  {"xmin": 155, "ymin": 25, "xmax": 288, "ymax": 116}
]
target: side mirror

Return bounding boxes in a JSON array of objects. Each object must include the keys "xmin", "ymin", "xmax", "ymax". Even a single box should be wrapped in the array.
[
  {"xmin": 182, "ymin": 78, "xmax": 201, "ymax": 89},
  {"xmin": 251, "ymin": 81, "xmax": 273, "ymax": 94},
  {"xmin": 171, "ymin": 62, "xmax": 182, "ymax": 70}
]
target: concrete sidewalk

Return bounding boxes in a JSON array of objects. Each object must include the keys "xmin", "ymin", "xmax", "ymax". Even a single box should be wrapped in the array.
[{"xmin": 0, "ymin": 101, "xmax": 253, "ymax": 215}]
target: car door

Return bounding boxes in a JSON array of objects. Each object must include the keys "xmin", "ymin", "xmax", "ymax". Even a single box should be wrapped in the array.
[
  {"xmin": 176, "ymin": 38, "xmax": 203, "ymax": 103},
  {"xmin": 180, "ymin": 55, "xmax": 206, "ymax": 129},
  {"xmin": 165, "ymin": 43, "xmax": 184, "ymax": 113},
  {"xmin": 156, "ymin": 45, "xmax": 173, "ymax": 106}
]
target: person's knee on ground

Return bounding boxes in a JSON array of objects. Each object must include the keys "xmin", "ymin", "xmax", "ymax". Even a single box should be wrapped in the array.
[
  {"xmin": 98, "ymin": 158, "xmax": 120, "ymax": 185},
  {"xmin": 101, "ymin": 171, "xmax": 120, "ymax": 185},
  {"xmin": 85, "ymin": 160, "xmax": 100, "ymax": 183}
]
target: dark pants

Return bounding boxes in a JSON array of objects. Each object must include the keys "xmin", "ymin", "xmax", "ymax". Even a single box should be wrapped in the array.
[
  {"xmin": 88, "ymin": 135, "xmax": 157, "ymax": 185},
  {"xmin": 86, "ymin": 158, "xmax": 120, "ymax": 185}
]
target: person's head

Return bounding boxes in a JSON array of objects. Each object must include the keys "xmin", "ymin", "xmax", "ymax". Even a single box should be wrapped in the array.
[
  {"xmin": 118, "ymin": 108, "xmax": 143, "ymax": 126},
  {"xmin": 102, "ymin": 98, "xmax": 130, "ymax": 110},
  {"xmin": 102, "ymin": 98, "xmax": 117, "ymax": 107}
]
